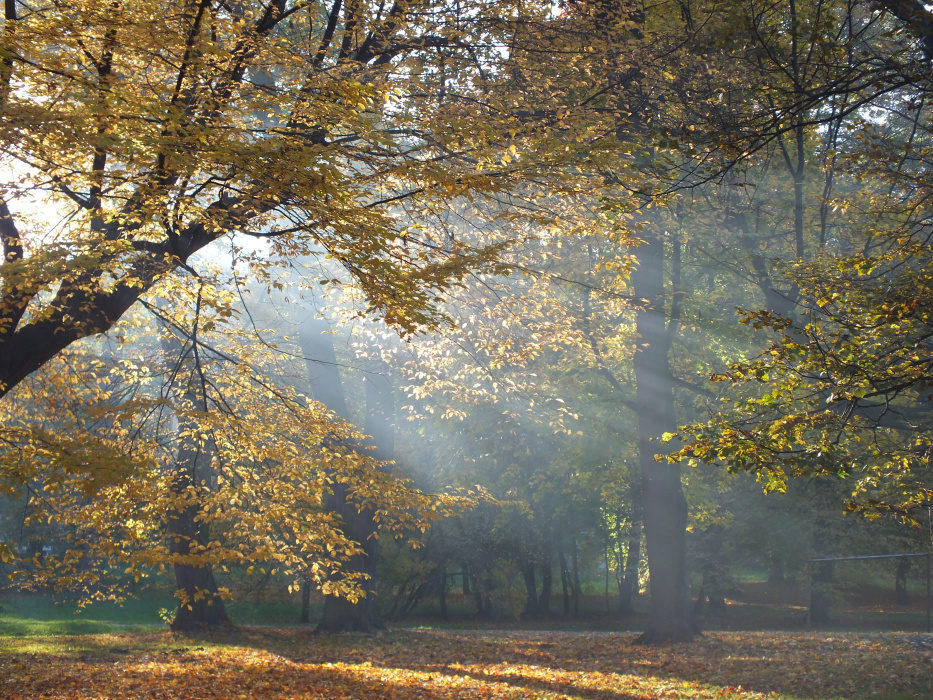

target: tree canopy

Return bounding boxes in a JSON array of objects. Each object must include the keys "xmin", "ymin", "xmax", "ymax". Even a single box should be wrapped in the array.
[{"xmin": 4, "ymin": 0, "xmax": 933, "ymax": 644}]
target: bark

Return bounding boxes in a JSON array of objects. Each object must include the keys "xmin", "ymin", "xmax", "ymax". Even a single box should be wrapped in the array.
[
  {"xmin": 300, "ymin": 315, "xmax": 388, "ymax": 633},
  {"xmin": 539, "ymin": 544, "xmax": 553, "ymax": 615},
  {"xmin": 767, "ymin": 555, "xmax": 786, "ymax": 585},
  {"xmin": 436, "ymin": 565, "xmax": 449, "ymax": 621},
  {"xmin": 300, "ymin": 577, "xmax": 312, "ymax": 623},
  {"xmin": 160, "ymin": 324, "xmax": 229, "ymax": 632},
  {"xmin": 559, "ymin": 547, "xmax": 571, "ymax": 615},
  {"xmin": 167, "ymin": 438, "xmax": 229, "ymax": 631},
  {"xmin": 473, "ymin": 574, "xmax": 485, "ymax": 616},
  {"xmin": 316, "ymin": 477, "xmax": 384, "ymax": 633},
  {"xmin": 571, "ymin": 537, "xmax": 581, "ymax": 617},
  {"xmin": 618, "ymin": 512, "xmax": 642, "ymax": 615},
  {"xmin": 521, "ymin": 561, "xmax": 539, "ymax": 617},
  {"xmin": 693, "ymin": 573, "xmax": 727, "ymax": 617},
  {"xmin": 896, "ymin": 557, "xmax": 911, "ymax": 606},
  {"xmin": 632, "ymin": 231, "xmax": 698, "ymax": 644}
]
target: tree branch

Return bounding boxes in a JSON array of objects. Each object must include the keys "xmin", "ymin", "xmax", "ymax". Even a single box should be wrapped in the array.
[{"xmin": 0, "ymin": 196, "xmax": 29, "ymax": 339}]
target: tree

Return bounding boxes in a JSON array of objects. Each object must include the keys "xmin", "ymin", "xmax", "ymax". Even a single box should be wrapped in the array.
[
  {"xmin": 0, "ymin": 0, "xmax": 558, "ymax": 399},
  {"xmin": 296, "ymin": 310, "xmax": 396, "ymax": 633},
  {"xmin": 672, "ymin": 0, "xmax": 933, "ymax": 527},
  {"xmin": 0, "ymin": 285, "xmax": 468, "ymax": 622},
  {"xmin": 1, "ymin": 0, "xmax": 616, "ymax": 628}
]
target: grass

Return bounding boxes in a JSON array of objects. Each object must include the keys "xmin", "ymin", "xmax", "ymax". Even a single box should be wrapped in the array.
[
  {"xmin": 0, "ymin": 595, "xmax": 169, "ymax": 636},
  {"xmin": 0, "ymin": 593, "xmax": 320, "ymax": 637}
]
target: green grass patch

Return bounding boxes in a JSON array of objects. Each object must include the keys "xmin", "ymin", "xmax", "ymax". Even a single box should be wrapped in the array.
[{"xmin": 0, "ymin": 594, "xmax": 315, "ymax": 636}]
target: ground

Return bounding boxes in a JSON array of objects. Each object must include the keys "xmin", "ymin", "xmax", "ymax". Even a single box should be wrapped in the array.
[
  {"xmin": 1, "ymin": 627, "xmax": 931, "ymax": 699},
  {"xmin": 1, "ymin": 580, "xmax": 931, "ymax": 699}
]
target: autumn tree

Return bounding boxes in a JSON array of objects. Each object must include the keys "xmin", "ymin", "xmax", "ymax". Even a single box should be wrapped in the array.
[
  {"xmin": 0, "ymin": 0, "xmax": 568, "ymax": 399},
  {"xmin": 0, "ymin": 0, "xmax": 620, "ymax": 628},
  {"xmin": 0, "ymin": 288, "xmax": 471, "ymax": 625},
  {"xmin": 671, "ymin": 0, "xmax": 933, "ymax": 560}
]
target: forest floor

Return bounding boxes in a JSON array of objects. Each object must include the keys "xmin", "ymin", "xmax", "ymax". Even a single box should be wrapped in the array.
[
  {"xmin": 1, "ymin": 625, "xmax": 930, "ymax": 699},
  {"xmin": 1, "ymin": 582, "xmax": 931, "ymax": 699}
]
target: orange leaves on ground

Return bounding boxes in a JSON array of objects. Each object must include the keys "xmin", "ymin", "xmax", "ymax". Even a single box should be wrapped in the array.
[{"xmin": 1, "ymin": 628, "xmax": 931, "ymax": 699}]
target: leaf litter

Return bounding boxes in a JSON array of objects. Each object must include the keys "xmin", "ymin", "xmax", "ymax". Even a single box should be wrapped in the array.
[{"xmin": 1, "ymin": 628, "xmax": 930, "ymax": 699}]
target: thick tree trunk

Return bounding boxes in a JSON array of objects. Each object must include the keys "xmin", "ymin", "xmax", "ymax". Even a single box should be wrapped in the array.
[
  {"xmin": 170, "ymin": 547, "xmax": 229, "ymax": 631},
  {"xmin": 300, "ymin": 315, "xmax": 389, "ymax": 633},
  {"xmin": 160, "ymin": 326, "xmax": 229, "ymax": 632},
  {"xmin": 316, "ymin": 474, "xmax": 383, "ymax": 632},
  {"xmin": 632, "ymin": 231, "xmax": 697, "ymax": 644},
  {"xmin": 166, "ymin": 434, "xmax": 229, "ymax": 630},
  {"xmin": 521, "ymin": 561, "xmax": 539, "ymax": 617},
  {"xmin": 167, "ymin": 434, "xmax": 229, "ymax": 631}
]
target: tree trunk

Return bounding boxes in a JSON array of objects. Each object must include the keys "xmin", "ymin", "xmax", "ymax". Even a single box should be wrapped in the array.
[
  {"xmin": 300, "ymin": 315, "xmax": 389, "ymax": 633},
  {"xmin": 605, "ymin": 544, "xmax": 612, "ymax": 613},
  {"xmin": 316, "ymin": 483, "xmax": 383, "ymax": 632},
  {"xmin": 160, "ymin": 324, "xmax": 229, "ymax": 632},
  {"xmin": 694, "ymin": 572, "xmax": 726, "ymax": 617},
  {"xmin": 632, "ymin": 231, "xmax": 697, "ymax": 644},
  {"xmin": 521, "ymin": 561, "xmax": 539, "ymax": 617},
  {"xmin": 767, "ymin": 554, "xmax": 786, "ymax": 585},
  {"xmin": 437, "ymin": 565, "xmax": 449, "ymax": 621},
  {"xmin": 539, "ymin": 543, "xmax": 553, "ymax": 615},
  {"xmin": 809, "ymin": 560, "xmax": 834, "ymax": 624},
  {"xmin": 168, "ymin": 442, "xmax": 229, "ymax": 631},
  {"xmin": 619, "ymin": 509, "xmax": 642, "ymax": 615},
  {"xmin": 300, "ymin": 577, "xmax": 311, "ymax": 623},
  {"xmin": 559, "ymin": 547, "xmax": 571, "ymax": 614},
  {"xmin": 896, "ymin": 557, "xmax": 910, "ymax": 606},
  {"xmin": 571, "ymin": 537, "xmax": 581, "ymax": 616},
  {"xmin": 473, "ymin": 573, "xmax": 485, "ymax": 616}
]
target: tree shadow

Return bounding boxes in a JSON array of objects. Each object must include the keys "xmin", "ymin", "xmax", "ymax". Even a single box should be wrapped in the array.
[
  {"xmin": 3, "ymin": 626, "xmax": 928, "ymax": 699},
  {"xmin": 226, "ymin": 627, "xmax": 928, "ymax": 700}
]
